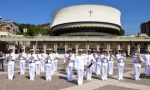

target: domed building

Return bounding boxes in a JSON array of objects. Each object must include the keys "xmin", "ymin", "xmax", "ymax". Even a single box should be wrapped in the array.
[{"xmin": 51, "ymin": 4, "xmax": 124, "ymax": 36}]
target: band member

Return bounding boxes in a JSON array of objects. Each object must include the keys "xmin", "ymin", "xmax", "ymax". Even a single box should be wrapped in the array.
[
  {"xmin": 75, "ymin": 49, "xmax": 85, "ymax": 85},
  {"xmin": 131, "ymin": 50, "xmax": 144, "ymax": 80},
  {"xmin": 50, "ymin": 49, "xmax": 55, "ymax": 76},
  {"xmin": 28, "ymin": 49, "xmax": 36, "ymax": 81},
  {"xmin": 82, "ymin": 49, "xmax": 88, "ymax": 76},
  {"xmin": 64, "ymin": 50, "xmax": 70, "ymax": 72},
  {"xmin": 64, "ymin": 51, "xmax": 69, "ymax": 64},
  {"xmin": 45, "ymin": 49, "xmax": 55, "ymax": 81},
  {"xmin": 40, "ymin": 50, "xmax": 46, "ymax": 73},
  {"xmin": 95, "ymin": 50, "xmax": 101, "ymax": 76},
  {"xmin": 18, "ymin": 48, "xmax": 27, "ymax": 75},
  {"xmin": 86, "ymin": 50, "xmax": 95, "ymax": 80},
  {"xmin": 0, "ymin": 50, "xmax": 4, "ymax": 71},
  {"xmin": 92, "ymin": 50, "xmax": 98, "ymax": 72},
  {"xmin": 65, "ymin": 48, "xmax": 75, "ymax": 81},
  {"xmin": 35, "ymin": 49, "xmax": 41, "ymax": 75},
  {"xmin": 101, "ymin": 49, "xmax": 108, "ymax": 81},
  {"xmin": 7, "ymin": 48, "xmax": 16, "ymax": 80},
  {"xmin": 53, "ymin": 50, "xmax": 59, "ymax": 72},
  {"xmin": 107, "ymin": 50, "xmax": 115, "ymax": 76},
  {"xmin": 116, "ymin": 50, "xmax": 126, "ymax": 80},
  {"xmin": 143, "ymin": 50, "xmax": 150, "ymax": 76}
]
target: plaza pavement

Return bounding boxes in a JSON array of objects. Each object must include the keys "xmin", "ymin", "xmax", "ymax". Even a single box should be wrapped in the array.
[{"xmin": 0, "ymin": 58, "xmax": 150, "ymax": 90}]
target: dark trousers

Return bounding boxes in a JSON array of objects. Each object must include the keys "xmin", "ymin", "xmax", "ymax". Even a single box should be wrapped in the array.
[{"xmin": 0, "ymin": 59, "xmax": 4, "ymax": 71}]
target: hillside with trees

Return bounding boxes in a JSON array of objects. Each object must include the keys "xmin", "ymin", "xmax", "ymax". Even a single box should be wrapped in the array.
[{"xmin": 16, "ymin": 23, "xmax": 52, "ymax": 36}]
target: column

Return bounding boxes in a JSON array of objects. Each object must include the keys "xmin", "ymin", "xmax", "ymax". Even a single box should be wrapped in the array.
[
  {"xmin": 33, "ymin": 44, "xmax": 36, "ymax": 54},
  {"xmin": 75, "ymin": 43, "xmax": 79, "ymax": 54},
  {"xmin": 54, "ymin": 43, "xmax": 58, "ymax": 52},
  {"xmin": 137, "ymin": 43, "xmax": 141, "ymax": 52},
  {"xmin": 85, "ymin": 43, "xmax": 89, "ymax": 51},
  {"xmin": 43, "ymin": 43, "xmax": 47, "ymax": 54},
  {"xmin": 96, "ymin": 43, "xmax": 100, "ymax": 51},
  {"xmin": 35, "ymin": 41, "xmax": 38, "ymax": 50},
  {"xmin": 107, "ymin": 43, "xmax": 110, "ymax": 53},
  {"xmin": 147, "ymin": 43, "xmax": 150, "ymax": 51},
  {"xmin": 64, "ymin": 43, "xmax": 68, "ymax": 52},
  {"xmin": 127, "ymin": 44, "xmax": 130, "ymax": 56},
  {"xmin": 12, "ymin": 44, "xmax": 15, "ymax": 53},
  {"xmin": 22, "ymin": 41, "xmax": 26, "ymax": 50},
  {"xmin": 117, "ymin": 43, "xmax": 121, "ymax": 50}
]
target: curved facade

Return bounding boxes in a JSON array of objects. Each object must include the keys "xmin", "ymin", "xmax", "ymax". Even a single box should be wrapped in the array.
[{"xmin": 51, "ymin": 4, "xmax": 124, "ymax": 36}]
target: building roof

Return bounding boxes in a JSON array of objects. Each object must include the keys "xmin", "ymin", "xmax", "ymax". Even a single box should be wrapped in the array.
[{"xmin": 51, "ymin": 4, "xmax": 121, "ymax": 28}]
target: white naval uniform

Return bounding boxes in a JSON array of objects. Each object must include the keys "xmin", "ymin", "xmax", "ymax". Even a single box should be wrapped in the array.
[
  {"xmin": 106, "ymin": 54, "xmax": 115, "ymax": 75},
  {"xmin": 66, "ymin": 54, "xmax": 75, "ymax": 81},
  {"xmin": 143, "ymin": 54, "xmax": 150, "ymax": 76},
  {"xmin": 95, "ymin": 54, "xmax": 102, "ymax": 75},
  {"xmin": 82, "ymin": 53, "xmax": 88, "ymax": 76},
  {"xmin": 28, "ymin": 54, "xmax": 36, "ymax": 81},
  {"xmin": 18, "ymin": 52, "xmax": 27, "ymax": 75},
  {"xmin": 116, "ymin": 53, "xmax": 126, "ymax": 80},
  {"xmin": 64, "ymin": 53, "xmax": 69, "ymax": 72},
  {"xmin": 86, "ymin": 54, "xmax": 95, "ymax": 80},
  {"xmin": 40, "ymin": 53, "xmax": 46, "ymax": 72},
  {"xmin": 54, "ymin": 53, "xmax": 59, "ymax": 72},
  {"xmin": 64, "ymin": 53, "xmax": 69, "ymax": 64},
  {"xmin": 132, "ymin": 54, "xmax": 143, "ymax": 80},
  {"xmin": 93, "ymin": 53, "xmax": 98, "ymax": 72},
  {"xmin": 101, "ymin": 54, "xmax": 108, "ymax": 81},
  {"xmin": 75, "ymin": 54, "xmax": 85, "ymax": 85},
  {"xmin": 45, "ymin": 54, "xmax": 54, "ymax": 81},
  {"xmin": 35, "ymin": 54, "xmax": 41, "ymax": 75},
  {"xmin": 7, "ymin": 53, "xmax": 16, "ymax": 80}
]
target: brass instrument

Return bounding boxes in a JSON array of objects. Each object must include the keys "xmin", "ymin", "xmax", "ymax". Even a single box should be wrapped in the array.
[
  {"xmin": 46, "ymin": 55, "xmax": 52, "ymax": 63},
  {"xmin": 7, "ymin": 54, "xmax": 12, "ymax": 62}
]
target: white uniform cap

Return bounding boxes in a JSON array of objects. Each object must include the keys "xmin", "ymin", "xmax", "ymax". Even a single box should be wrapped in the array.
[
  {"xmin": 29, "ymin": 49, "xmax": 34, "ymax": 52},
  {"xmin": 79, "ymin": 49, "xmax": 84, "ymax": 52}
]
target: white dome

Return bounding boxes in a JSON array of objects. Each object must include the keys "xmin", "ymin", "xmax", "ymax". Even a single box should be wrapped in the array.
[{"xmin": 51, "ymin": 4, "xmax": 121, "ymax": 27}]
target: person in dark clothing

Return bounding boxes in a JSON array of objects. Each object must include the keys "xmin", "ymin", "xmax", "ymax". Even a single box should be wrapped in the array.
[{"xmin": 0, "ymin": 50, "xmax": 4, "ymax": 71}]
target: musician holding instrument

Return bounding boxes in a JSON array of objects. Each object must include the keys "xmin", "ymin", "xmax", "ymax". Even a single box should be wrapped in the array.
[
  {"xmin": 18, "ymin": 48, "xmax": 27, "ymax": 75},
  {"xmin": 45, "ymin": 48, "xmax": 55, "ymax": 81},
  {"xmin": 101, "ymin": 49, "xmax": 108, "ymax": 81},
  {"xmin": 35, "ymin": 49, "xmax": 41, "ymax": 76},
  {"xmin": 40, "ymin": 50, "xmax": 46, "ymax": 73},
  {"xmin": 65, "ymin": 48, "xmax": 75, "ymax": 82},
  {"xmin": 131, "ymin": 50, "xmax": 144, "ymax": 80},
  {"xmin": 143, "ymin": 50, "xmax": 150, "ymax": 76},
  {"xmin": 95, "ymin": 50, "xmax": 102, "ymax": 76},
  {"xmin": 53, "ymin": 50, "xmax": 59, "ymax": 72},
  {"xmin": 106, "ymin": 50, "xmax": 115, "ymax": 76},
  {"xmin": 116, "ymin": 49, "xmax": 126, "ymax": 80},
  {"xmin": 28, "ymin": 49, "xmax": 36, "ymax": 81},
  {"xmin": 75, "ymin": 49, "xmax": 85, "ymax": 85},
  {"xmin": 7, "ymin": 48, "xmax": 16, "ymax": 80},
  {"xmin": 86, "ymin": 49, "xmax": 95, "ymax": 81}
]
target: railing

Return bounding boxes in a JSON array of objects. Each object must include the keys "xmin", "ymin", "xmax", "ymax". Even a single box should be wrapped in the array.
[{"xmin": 0, "ymin": 36, "xmax": 150, "ymax": 42}]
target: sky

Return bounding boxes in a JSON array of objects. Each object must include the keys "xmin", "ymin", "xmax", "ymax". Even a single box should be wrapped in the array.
[{"xmin": 0, "ymin": 0, "xmax": 150, "ymax": 35}]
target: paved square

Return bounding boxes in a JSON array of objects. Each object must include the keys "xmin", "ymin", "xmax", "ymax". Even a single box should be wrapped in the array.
[{"xmin": 0, "ymin": 58, "xmax": 150, "ymax": 90}]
